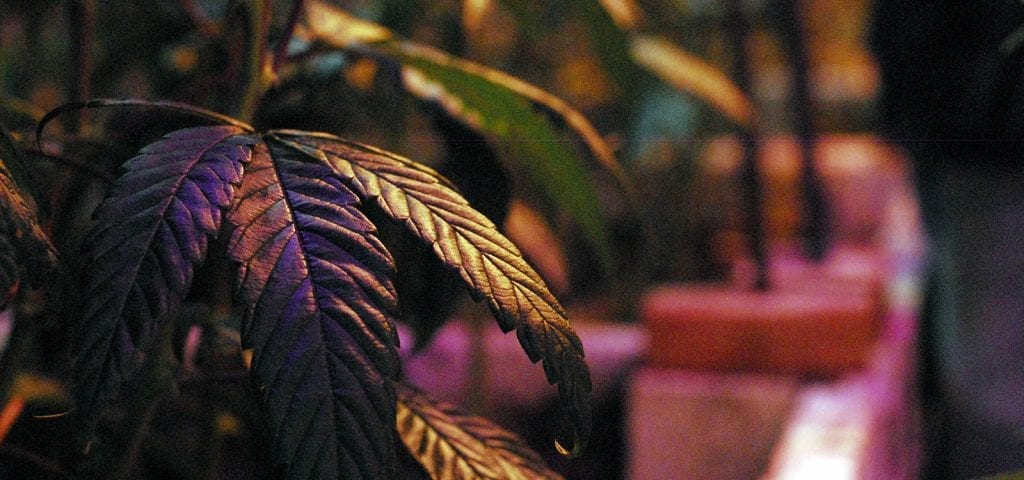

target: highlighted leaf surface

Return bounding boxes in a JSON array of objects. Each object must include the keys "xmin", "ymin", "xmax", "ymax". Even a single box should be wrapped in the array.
[
  {"xmin": 227, "ymin": 138, "xmax": 401, "ymax": 479},
  {"xmin": 273, "ymin": 131, "xmax": 592, "ymax": 456},
  {"xmin": 396, "ymin": 383, "xmax": 563, "ymax": 480},
  {"xmin": 303, "ymin": 0, "xmax": 623, "ymax": 274}
]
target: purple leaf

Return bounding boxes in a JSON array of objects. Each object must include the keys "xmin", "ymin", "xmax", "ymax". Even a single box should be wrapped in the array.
[
  {"xmin": 271, "ymin": 131, "xmax": 592, "ymax": 458},
  {"xmin": 73, "ymin": 126, "xmax": 252, "ymax": 423},
  {"xmin": 227, "ymin": 138, "xmax": 401, "ymax": 479}
]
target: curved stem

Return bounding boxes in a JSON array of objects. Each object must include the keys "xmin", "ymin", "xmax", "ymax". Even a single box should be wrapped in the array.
[{"xmin": 37, "ymin": 99, "xmax": 255, "ymax": 145}]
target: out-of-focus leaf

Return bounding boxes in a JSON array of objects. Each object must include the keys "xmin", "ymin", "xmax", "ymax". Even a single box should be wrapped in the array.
[
  {"xmin": 630, "ymin": 35, "xmax": 754, "ymax": 127},
  {"xmin": 395, "ymin": 382, "xmax": 564, "ymax": 480},
  {"xmin": 227, "ymin": 138, "xmax": 401, "ymax": 479},
  {"xmin": 302, "ymin": 0, "xmax": 626, "ymax": 275},
  {"xmin": 9, "ymin": 373, "xmax": 68, "ymax": 404},
  {"xmin": 487, "ymin": 0, "xmax": 543, "ymax": 39},
  {"xmin": 72, "ymin": 126, "xmax": 251, "ymax": 429},
  {"xmin": 504, "ymin": 199, "xmax": 570, "ymax": 295},
  {"xmin": 563, "ymin": 0, "xmax": 650, "ymax": 105},
  {"xmin": 597, "ymin": 0, "xmax": 643, "ymax": 30},
  {"xmin": 274, "ymin": 131, "xmax": 592, "ymax": 457},
  {"xmin": 0, "ymin": 124, "xmax": 58, "ymax": 305}
]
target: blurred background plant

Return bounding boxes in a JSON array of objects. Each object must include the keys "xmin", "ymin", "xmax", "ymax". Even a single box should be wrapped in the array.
[{"xmin": 0, "ymin": 0, "xmax": 880, "ymax": 478}]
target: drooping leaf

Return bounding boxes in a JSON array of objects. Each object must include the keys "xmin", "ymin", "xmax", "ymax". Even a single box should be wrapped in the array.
[
  {"xmin": 0, "ymin": 123, "xmax": 59, "ymax": 305},
  {"xmin": 72, "ymin": 126, "xmax": 251, "ymax": 425},
  {"xmin": 630, "ymin": 35, "xmax": 754, "ymax": 127},
  {"xmin": 301, "ymin": 0, "xmax": 627, "ymax": 275},
  {"xmin": 394, "ymin": 106, "xmax": 512, "ymax": 349},
  {"xmin": 395, "ymin": 382, "xmax": 564, "ymax": 480},
  {"xmin": 272, "ymin": 131, "xmax": 592, "ymax": 457},
  {"xmin": 227, "ymin": 137, "xmax": 402, "ymax": 479}
]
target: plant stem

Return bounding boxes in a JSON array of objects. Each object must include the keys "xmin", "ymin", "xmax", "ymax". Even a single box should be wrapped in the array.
[
  {"xmin": 67, "ymin": 0, "xmax": 96, "ymax": 134},
  {"xmin": 234, "ymin": 0, "xmax": 308, "ymax": 123},
  {"xmin": 273, "ymin": 0, "xmax": 307, "ymax": 71},
  {"xmin": 234, "ymin": 0, "xmax": 273, "ymax": 123},
  {"xmin": 727, "ymin": 0, "xmax": 769, "ymax": 290},
  {"xmin": 777, "ymin": 0, "xmax": 829, "ymax": 262}
]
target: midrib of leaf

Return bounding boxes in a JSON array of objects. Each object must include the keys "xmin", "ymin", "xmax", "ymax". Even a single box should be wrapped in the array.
[
  {"xmin": 243, "ymin": 148, "xmax": 333, "ymax": 411},
  {"xmin": 272, "ymin": 133, "xmax": 591, "ymax": 456},
  {"xmin": 230, "ymin": 140, "xmax": 400, "ymax": 479}
]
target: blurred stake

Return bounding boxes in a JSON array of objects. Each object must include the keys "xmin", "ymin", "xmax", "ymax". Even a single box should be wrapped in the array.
[
  {"xmin": 776, "ymin": 0, "xmax": 829, "ymax": 262},
  {"xmin": 727, "ymin": 0, "xmax": 769, "ymax": 290}
]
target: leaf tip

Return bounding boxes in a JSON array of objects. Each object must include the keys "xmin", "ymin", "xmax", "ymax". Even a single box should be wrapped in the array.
[{"xmin": 554, "ymin": 428, "xmax": 586, "ymax": 459}]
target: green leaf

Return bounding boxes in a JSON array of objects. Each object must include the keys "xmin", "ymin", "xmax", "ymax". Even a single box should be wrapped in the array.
[
  {"xmin": 396, "ymin": 382, "xmax": 564, "ymax": 480},
  {"xmin": 301, "ymin": 0, "xmax": 627, "ymax": 275},
  {"xmin": 630, "ymin": 35, "xmax": 753, "ymax": 127},
  {"xmin": 273, "ymin": 131, "xmax": 592, "ymax": 457},
  {"xmin": 562, "ymin": 0, "xmax": 651, "ymax": 106}
]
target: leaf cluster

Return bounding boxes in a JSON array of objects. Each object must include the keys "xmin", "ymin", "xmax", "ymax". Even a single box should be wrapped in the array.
[{"xmin": 0, "ymin": 1, "xmax": 762, "ymax": 478}]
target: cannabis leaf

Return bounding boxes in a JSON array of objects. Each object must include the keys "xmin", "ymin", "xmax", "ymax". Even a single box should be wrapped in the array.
[
  {"xmin": 631, "ymin": 35, "xmax": 753, "ymax": 127},
  {"xmin": 396, "ymin": 382, "xmax": 564, "ymax": 480},
  {"xmin": 73, "ymin": 126, "xmax": 252, "ymax": 423},
  {"xmin": 301, "ymin": 0, "xmax": 627, "ymax": 275},
  {"xmin": 271, "ymin": 131, "xmax": 592, "ymax": 457},
  {"xmin": 227, "ymin": 138, "xmax": 402, "ymax": 479},
  {"xmin": 51, "ymin": 93, "xmax": 591, "ymax": 477}
]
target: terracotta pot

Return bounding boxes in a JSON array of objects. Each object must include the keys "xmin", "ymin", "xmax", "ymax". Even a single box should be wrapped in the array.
[{"xmin": 641, "ymin": 248, "xmax": 883, "ymax": 377}]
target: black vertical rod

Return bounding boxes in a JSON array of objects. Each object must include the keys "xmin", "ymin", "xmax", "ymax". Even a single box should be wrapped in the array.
[
  {"xmin": 728, "ymin": 0, "xmax": 770, "ymax": 290},
  {"xmin": 777, "ymin": 0, "xmax": 829, "ymax": 261}
]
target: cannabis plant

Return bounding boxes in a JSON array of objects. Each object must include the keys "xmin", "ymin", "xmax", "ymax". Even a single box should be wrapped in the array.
[{"xmin": 0, "ymin": 1, "xmax": 602, "ymax": 478}]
